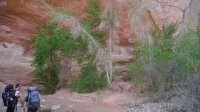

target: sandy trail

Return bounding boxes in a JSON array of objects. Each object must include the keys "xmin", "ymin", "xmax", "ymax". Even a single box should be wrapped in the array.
[
  {"xmin": 40, "ymin": 89, "xmax": 131, "ymax": 112},
  {"xmin": 0, "ymin": 82, "xmax": 135, "ymax": 112}
]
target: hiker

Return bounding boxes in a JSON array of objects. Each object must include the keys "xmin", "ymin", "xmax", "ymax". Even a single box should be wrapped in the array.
[
  {"xmin": 23, "ymin": 86, "xmax": 41, "ymax": 112},
  {"xmin": 14, "ymin": 83, "xmax": 22, "ymax": 111},
  {"xmin": 2, "ymin": 84, "xmax": 18, "ymax": 112}
]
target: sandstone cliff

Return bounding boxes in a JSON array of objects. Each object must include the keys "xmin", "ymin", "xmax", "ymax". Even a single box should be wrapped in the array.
[{"xmin": 0, "ymin": 0, "xmax": 199, "ymax": 85}]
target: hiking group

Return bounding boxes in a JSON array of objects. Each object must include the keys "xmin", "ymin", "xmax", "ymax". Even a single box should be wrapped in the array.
[{"xmin": 1, "ymin": 83, "xmax": 41, "ymax": 112}]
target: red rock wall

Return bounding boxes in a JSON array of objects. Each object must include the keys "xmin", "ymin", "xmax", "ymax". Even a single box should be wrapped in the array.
[{"xmin": 0, "ymin": 0, "xmax": 199, "ymax": 85}]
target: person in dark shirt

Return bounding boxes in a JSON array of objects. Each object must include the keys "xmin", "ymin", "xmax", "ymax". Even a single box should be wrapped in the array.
[{"xmin": 6, "ymin": 84, "xmax": 17, "ymax": 112}]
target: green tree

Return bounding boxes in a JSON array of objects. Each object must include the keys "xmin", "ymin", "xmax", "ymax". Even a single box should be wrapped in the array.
[
  {"xmin": 43, "ymin": 7, "xmax": 111, "ymax": 86},
  {"xmin": 130, "ymin": 23, "xmax": 200, "ymax": 93},
  {"xmin": 32, "ymin": 23, "xmax": 88, "ymax": 94}
]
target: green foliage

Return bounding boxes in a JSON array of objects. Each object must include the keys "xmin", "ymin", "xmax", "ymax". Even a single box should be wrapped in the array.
[
  {"xmin": 175, "ymin": 29, "xmax": 200, "ymax": 74},
  {"xmin": 32, "ymin": 23, "xmax": 88, "ymax": 94},
  {"xmin": 84, "ymin": 0, "xmax": 101, "ymax": 27},
  {"xmin": 43, "ymin": 62, "xmax": 59, "ymax": 94},
  {"xmin": 197, "ymin": 15, "xmax": 200, "ymax": 51},
  {"xmin": 68, "ymin": 63, "xmax": 107, "ymax": 93},
  {"xmin": 83, "ymin": 0, "xmax": 106, "ymax": 45},
  {"xmin": 130, "ymin": 23, "xmax": 200, "ymax": 93},
  {"xmin": 131, "ymin": 74, "xmax": 146, "ymax": 94}
]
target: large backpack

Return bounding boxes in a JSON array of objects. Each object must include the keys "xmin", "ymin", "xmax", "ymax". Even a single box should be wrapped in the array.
[
  {"xmin": 27, "ymin": 86, "xmax": 40, "ymax": 111},
  {"xmin": 2, "ymin": 84, "xmax": 16, "ymax": 107}
]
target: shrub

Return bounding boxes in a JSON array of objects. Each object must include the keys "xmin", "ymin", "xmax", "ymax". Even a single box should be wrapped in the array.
[
  {"xmin": 130, "ymin": 22, "xmax": 200, "ymax": 94},
  {"xmin": 68, "ymin": 63, "xmax": 107, "ymax": 93},
  {"xmin": 130, "ymin": 24, "xmax": 176, "ymax": 92}
]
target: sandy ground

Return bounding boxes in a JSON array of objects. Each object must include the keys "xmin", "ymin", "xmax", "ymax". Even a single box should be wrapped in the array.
[
  {"xmin": 0, "ymin": 82, "xmax": 136, "ymax": 112},
  {"xmin": 0, "ymin": 82, "xmax": 184, "ymax": 112}
]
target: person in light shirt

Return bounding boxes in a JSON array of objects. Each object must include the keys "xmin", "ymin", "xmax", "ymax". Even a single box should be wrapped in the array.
[
  {"xmin": 15, "ymin": 83, "xmax": 21, "ymax": 98},
  {"xmin": 14, "ymin": 83, "xmax": 22, "ymax": 111}
]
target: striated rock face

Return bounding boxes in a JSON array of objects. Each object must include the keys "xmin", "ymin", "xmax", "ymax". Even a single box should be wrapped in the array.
[
  {"xmin": 110, "ymin": 0, "xmax": 200, "ymax": 65},
  {"xmin": 0, "ymin": 0, "xmax": 45, "ymax": 85},
  {"xmin": 0, "ymin": 0, "xmax": 200, "ymax": 84},
  {"xmin": 0, "ymin": 0, "xmax": 45, "ymax": 46},
  {"xmin": 148, "ymin": 0, "xmax": 200, "ymax": 30}
]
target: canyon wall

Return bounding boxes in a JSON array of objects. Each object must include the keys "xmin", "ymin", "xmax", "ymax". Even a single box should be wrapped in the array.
[{"xmin": 0, "ymin": 0, "xmax": 199, "ymax": 85}]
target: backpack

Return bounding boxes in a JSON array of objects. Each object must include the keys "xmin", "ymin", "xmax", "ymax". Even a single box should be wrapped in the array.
[
  {"xmin": 2, "ymin": 84, "xmax": 16, "ymax": 107},
  {"xmin": 27, "ymin": 86, "xmax": 40, "ymax": 111}
]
